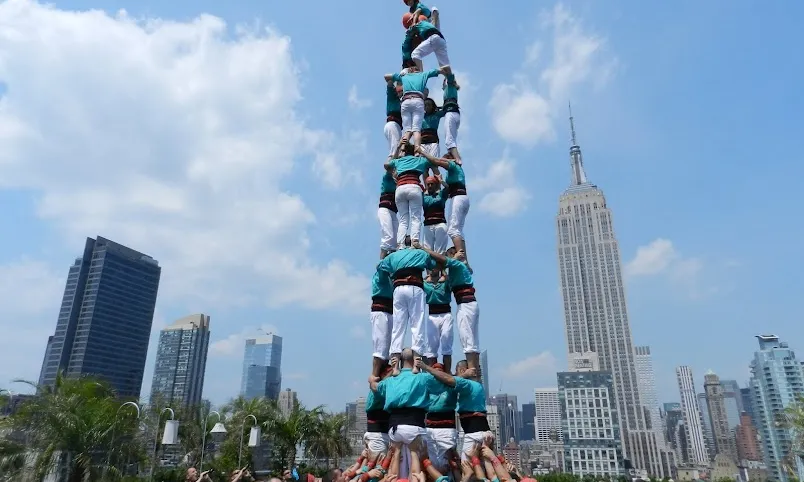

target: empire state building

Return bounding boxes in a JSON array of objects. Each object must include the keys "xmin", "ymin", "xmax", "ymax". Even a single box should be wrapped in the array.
[{"xmin": 556, "ymin": 112, "xmax": 667, "ymax": 476}]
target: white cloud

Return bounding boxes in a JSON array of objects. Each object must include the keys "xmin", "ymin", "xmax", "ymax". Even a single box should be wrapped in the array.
[
  {"xmin": 504, "ymin": 351, "xmax": 557, "ymax": 379},
  {"xmin": 0, "ymin": 1, "xmax": 368, "ymax": 315},
  {"xmin": 471, "ymin": 152, "xmax": 531, "ymax": 217},
  {"xmin": 626, "ymin": 239, "xmax": 705, "ymax": 293},
  {"xmin": 208, "ymin": 324, "xmax": 280, "ymax": 358},
  {"xmin": 489, "ymin": 3, "xmax": 616, "ymax": 147},
  {"xmin": 347, "ymin": 85, "xmax": 372, "ymax": 110}
]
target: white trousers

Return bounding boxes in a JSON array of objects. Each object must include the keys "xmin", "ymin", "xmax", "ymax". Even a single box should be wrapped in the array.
[
  {"xmin": 395, "ymin": 184, "xmax": 424, "ymax": 247},
  {"xmin": 426, "ymin": 312, "xmax": 453, "ymax": 357},
  {"xmin": 427, "ymin": 428, "xmax": 458, "ymax": 472},
  {"xmin": 444, "ymin": 112, "xmax": 460, "ymax": 150},
  {"xmin": 378, "ymin": 207, "xmax": 399, "ymax": 252},
  {"xmin": 364, "ymin": 431, "xmax": 390, "ymax": 454},
  {"xmin": 385, "ymin": 121, "xmax": 402, "ymax": 157},
  {"xmin": 447, "ymin": 194, "xmax": 470, "ymax": 239},
  {"xmin": 412, "ymin": 35, "xmax": 450, "ymax": 67},
  {"xmin": 391, "ymin": 285, "xmax": 427, "ymax": 355},
  {"xmin": 370, "ymin": 311, "xmax": 393, "ymax": 360},
  {"xmin": 461, "ymin": 430, "xmax": 493, "ymax": 460},
  {"xmin": 401, "ymin": 97, "xmax": 425, "ymax": 133},
  {"xmin": 456, "ymin": 301, "xmax": 479, "ymax": 354},
  {"xmin": 422, "ymin": 222, "xmax": 449, "ymax": 254},
  {"xmin": 422, "ymin": 142, "xmax": 440, "ymax": 158},
  {"xmin": 389, "ymin": 425, "xmax": 429, "ymax": 479}
]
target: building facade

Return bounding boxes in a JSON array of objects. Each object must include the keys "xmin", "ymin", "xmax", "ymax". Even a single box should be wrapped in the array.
[
  {"xmin": 535, "ymin": 388, "xmax": 563, "ymax": 444},
  {"xmin": 735, "ymin": 412, "xmax": 762, "ymax": 463},
  {"xmin": 490, "ymin": 394, "xmax": 520, "ymax": 443},
  {"xmin": 150, "ymin": 314, "xmax": 210, "ymax": 408},
  {"xmin": 676, "ymin": 366, "xmax": 709, "ymax": 465},
  {"xmin": 663, "ymin": 402, "xmax": 689, "ymax": 465},
  {"xmin": 558, "ymin": 352, "xmax": 625, "ymax": 477},
  {"xmin": 704, "ymin": 371, "xmax": 739, "ymax": 462},
  {"xmin": 698, "ymin": 392, "xmax": 716, "ymax": 460},
  {"xmin": 749, "ymin": 335, "xmax": 804, "ymax": 482},
  {"xmin": 634, "ymin": 346, "xmax": 664, "ymax": 442},
  {"xmin": 480, "ymin": 350, "xmax": 490, "ymax": 398},
  {"xmin": 556, "ymin": 115, "xmax": 664, "ymax": 476},
  {"xmin": 39, "ymin": 236, "xmax": 161, "ymax": 398},
  {"xmin": 241, "ymin": 334, "xmax": 283, "ymax": 400},
  {"xmin": 720, "ymin": 379, "xmax": 743, "ymax": 431},
  {"xmin": 521, "ymin": 402, "xmax": 536, "ymax": 441},
  {"xmin": 345, "ymin": 397, "xmax": 367, "ymax": 454},
  {"xmin": 278, "ymin": 389, "xmax": 298, "ymax": 417}
]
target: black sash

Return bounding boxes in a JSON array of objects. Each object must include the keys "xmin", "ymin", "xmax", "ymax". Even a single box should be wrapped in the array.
[
  {"xmin": 367, "ymin": 409, "xmax": 391, "ymax": 433},
  {"xmin": 458, "ymin": 412, "xmax": 490, "ymax": 433},
  {"xmin": 421, "ymin": 128, "xmax": 439, "ymax": 145},
  {"xmin": 389, "ymin": 408, "xmax": 427, "ymax": 431},
  {"xmin": 371, "ymin": 296, "xmax": 392, "ymax": 314},
  {"xmin": 428, "ymin": 303, "xmax": 450, "ymax": 314},
  {"xmin": 394, "ymin": 268, "xmax": 424, "ymax": 289},
  {"xmin": 379, "ymin": 192, "xmax": 398, "ymax": 213},
  {"xmin": 452, "ymin": 284, "xmax": 476, "ymax": 304},
  {"xmin": 448, "ymin": 183, "xmax": 467, "ymax": 198},
  {"xmin": 426, "ymin": 411, "xmax": 457, "ymax": 428}
]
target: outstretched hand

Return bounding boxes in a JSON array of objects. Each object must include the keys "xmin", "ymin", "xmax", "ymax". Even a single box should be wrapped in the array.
[{"xmin": 462, "ymin": 367, "xmax": 477, "ymax": 378}]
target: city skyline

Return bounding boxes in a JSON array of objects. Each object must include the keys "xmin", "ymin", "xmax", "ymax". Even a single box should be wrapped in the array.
[
  {"xmin": 149, "ymin": 313, "xmax": 211, "ymax": 408},
  {"xmin": 2, "ymin": 0, "xmax": 804, "ymax": 416}
]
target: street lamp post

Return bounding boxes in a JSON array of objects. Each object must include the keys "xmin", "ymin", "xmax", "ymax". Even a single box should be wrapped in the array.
[
  {"xmin": 150, "ymin": 407, "xmax": 178, "ymax": 482},
  {"xmin": 200, "ymin": 410, "xmax": 225, "ymax": 472},
  {"xmin": 238, "ymin": 414, "xmax": 260, "ymax": 468},
  {"xmin": 105, "ymin": 401, "xmax": 141, "ymax": 480}
]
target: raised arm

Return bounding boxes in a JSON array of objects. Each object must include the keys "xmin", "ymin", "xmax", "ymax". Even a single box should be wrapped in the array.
[
  {"xmin": 415, "ymin": 359, "xmax": 456, "ymax": 387},
  {"xmin": 418, "ymin": 244, "xmax": 448, "ymax": 266}
]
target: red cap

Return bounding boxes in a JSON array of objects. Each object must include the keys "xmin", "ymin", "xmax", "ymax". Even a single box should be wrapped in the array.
[
  {"xmin": 432, "ymin": 363, "xmax": 445, "ymax": 371},
  {"xmin": 402, "ymin": 13, "xmax": 414, "ymax": 28},
  {"xmin": 425, "ymin": 176, "xmax": 438, "ymax": 185}
]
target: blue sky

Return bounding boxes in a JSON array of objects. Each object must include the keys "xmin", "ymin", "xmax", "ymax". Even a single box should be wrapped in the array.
[{"xmin": 1, "ymin": 0, "xmax": 803, "ymax": 413}]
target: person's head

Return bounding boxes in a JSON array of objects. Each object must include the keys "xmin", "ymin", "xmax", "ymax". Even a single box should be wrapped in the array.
[
  {"xmin": 402, "ymin": 12, "xmax": 416, "ymax": 29},
  {"xmin": 401, "ymin": 348, "xmax": 416, "ymax": 368},
  {"xmin": 425, "ymin": 176, "xmax": 439, "ymax": 195},
  {"xmin": 283, "ymin": 469, "xmax": 294, "ymax": 480},
  {"xmin": 322, "ymin": 469, "xmax": 344, "ymax": 482},
  {"xmin": 446, "ymin": 246, "xmax": 457, "ymax": 259},
  {"xmin": 455, "ymin": 360, "xmax": 470, "ymax": 377},
  {"xmin": 403, "ymin": 142, "xmax": 415, "ymax": 156},
  {"xmin": 186, "ymin": 468, "xmax": 199, "ymax": 482},
  {"xmin": 432, "ymin": 362, "xmax": 445, "ymax": 372},
  {"xmin": 403, "ymin": 0, "xmax": 415, "ymax": 6},
  {"xmin": 424, "ymin": 98, "xmax": 437, "ymax": 115},
  {"xmin": 428, "ymin": 266, "xmax": 442, "ymax": 279}
]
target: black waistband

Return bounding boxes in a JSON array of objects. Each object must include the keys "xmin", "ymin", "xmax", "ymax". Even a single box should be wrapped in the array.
[
  {"xmin": 402, "ymin": 92, "xmax": 424, "ymax": 101},
  {"xmin": 387, "ymin": 112, "xmax": 402, "ymax": 125},
  {"xmin": 426, "ymin": 411, "xmax": 456, "ymax": 422},
  {"xmin": 394, "ymin": 268, "xmax": 424, "ymax": 289},
  {"xmin": 448, "ymin": 183, "xmax": 467, "ymax": 197},
  {"xmin": 371, "ymin": 296, "xmax": 393, "ymax": 314},
  {"xmin": 458, "ymin": 413, "xmax": 489, "ymax": 433},
  {"xmin": 428, "ymin": 303, "xmax": 451, "ymax": 314},
  {"xmin": 422, "ymin": 29, "xmax": 444, "ymax": 41},
  {"xmin": 367, "ymin": 409, "xmax": 391, "ymax": 432},
  {"xmin": 379, "ymin": 192, "xmax": 398, "ymax": 213},
  {"xmin": 452, "ymin": 284, "xmax": 476, "ymax": 304},
  {"xmin": 389, "ymin": 408, "xmax": 427, "ymax": 429},
  {"xmin": 421, "ymin": 129, "xmax": 439, "ymax": 144},
  {"xmin": 423, "ymin": 206, "xmax": 446, "ymax": 226}
]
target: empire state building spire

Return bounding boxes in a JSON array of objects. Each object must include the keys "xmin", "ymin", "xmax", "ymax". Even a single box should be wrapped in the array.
[{"xmin": 568, "ymin": 102, "xmax": 588, "ymax": 185}]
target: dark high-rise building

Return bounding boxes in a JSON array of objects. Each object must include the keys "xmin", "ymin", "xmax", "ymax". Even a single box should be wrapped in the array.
[
  {"xmin": 740, "ymin": 388, "xmax": 755, "ymax": 424},
  {"xmin": 150, "ymin": 314, "xmax": 211, "ymax": 408},
  {"xmin": 489, "ymin": 393, "xmax": 520, "ymax": 443},
  {"xmin": 38, "ymin": 236, "xmax": 161, "ymax": 398},
  {"xmin": 240, "ymin": 334, "xmax": 283, "ymax": 400},
  {"xmin": 520, "ymin": 402, "xmax": 536, "ymax": 441}
]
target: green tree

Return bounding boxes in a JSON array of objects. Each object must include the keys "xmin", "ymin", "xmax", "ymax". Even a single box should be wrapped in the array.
[
  {"xmin": 266, "ymin": 401, "xmax": 324, "ymax": 470},
  {"xmin": 0, "ymin": 373, "xmax": 144, "ymax": 482},
  {"xmin": 305, "ymin": 412, "xmax": 352, "ymax": 468}
]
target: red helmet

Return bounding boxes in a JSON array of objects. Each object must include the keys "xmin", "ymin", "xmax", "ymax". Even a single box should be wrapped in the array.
[{"xmin": 402, "ymin": 12, "xmax": 414, "ymax": 28}]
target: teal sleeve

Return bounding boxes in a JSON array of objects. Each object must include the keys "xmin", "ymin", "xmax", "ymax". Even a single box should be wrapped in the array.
[
  {"xmin": 436, "ymin": 109, "xmax": 447, "ymax": 119},
  {"xmin": 425, "ymin": 257, "xmax": 437, "ymax": 270},
  {"xmin": 447, "ymin": 160, "xmax": 459, "ymax": 175},
  {"xmin": 445, "ymin": 257, "xmax": 459, "ymax": 270},
  {"xmin": 438, "ymin": 188, "xmax": 448, "ymax": 203},
  {"xmin": 427, "ymin": 373, "xmax": 446, "ymax": 394},
  {"xmin": 378, "ymin": 259, "xmax": 391, "ymax": 274},
  {"xmin": 392, "ymin": 72, "xmax": 402, "ymax": 82},
  {"xmin": 454, "ymin": 376, "xmax": 470, "ymax": 395},
  {"xmin": 427, "ymin": 69, "xmax": 440, "ymax": 79},
  {"xmin": 423, "ymin": 283, "xmax": 434, "ymax": 296},
  {"xmin": 376, "ymin": 379, "xmax": 387, "ymax": 397}
]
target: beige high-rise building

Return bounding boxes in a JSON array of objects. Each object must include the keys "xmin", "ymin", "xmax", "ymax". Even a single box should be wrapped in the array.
[
  {"xmin": 556, "ymin": 112, "xmax": 665, "ymax": 477},
  {"xmin": 704, "ymin": 371, "xmax": 738, "ymax": 462},
  {"xmin": 278, "ymin": 388, "xmax": 298, "ymax": 418},
  {"xmin": 676, "ymin": 366, "xmax": 709, "ymax": 465}
]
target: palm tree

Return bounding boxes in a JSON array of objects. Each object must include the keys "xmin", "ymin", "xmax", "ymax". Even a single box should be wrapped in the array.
[
  {"xmin": 265, "ymin": 401, "xmax": 324, "ymax": 469},
  {"xmin": 782, "ymin": 395, "xmax": 804, "ymax": 480},
  {"xmin": 0, "ymin": 373, "xmax": 144, "ymax": 482},
  {"xmin": 306, "ymin": 412, "xmax": 351, "ymax": 468}
]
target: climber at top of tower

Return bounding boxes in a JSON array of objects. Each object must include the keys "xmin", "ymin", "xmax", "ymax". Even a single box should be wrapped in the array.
[
  {"xmin": 403, "ymin": 0, "xmax": 439, "ymax": 29},
  {"xmin": 402, "ymin": 11, "xmax": 451, "ymax": 71}
]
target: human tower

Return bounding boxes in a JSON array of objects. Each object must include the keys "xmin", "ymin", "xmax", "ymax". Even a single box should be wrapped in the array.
[{"xmin": 358, "ymin": 2, "xmax": 496, "ymax": 481}]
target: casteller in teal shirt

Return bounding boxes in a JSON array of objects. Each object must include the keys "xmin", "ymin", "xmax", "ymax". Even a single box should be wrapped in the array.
[
  {"xmin": 372, "ymin": 269, "xmax": 393, "ymax": 299},
  {"xmin": 454, "ymin": 377, "xmax": 486, "ymax": 413},
  {"xmin": 379, "ymin": 249, "xmax": 436, "ymax": 277},
  {"xmin": 375, "ymin": 368, "xmax": 446, "ymax": 411},
  {"xmin": 446, "ymin": 257, "xmax": 473, "ymax": 288},
  {"xmin": 423, "ymin": 188, "xmax": 448, "ymax": 211},
  {"xmin": 386, "ymin": 84, "xmax": 401, "ymax": 116},
  {"xmin": 445, "ymin": 160, "xmax": 465, "ymax": 186},
  {"xmin": 381, "ymin": 171, "xmax": 397, "ymax": 194},
  {"xmin": 443, "ymin": 73, "xmax": 459, "ymax": 101},
  {"xmin": 392, "ymin": 69, "xmax": 440, "ymax": 95},
  {"xmin": 408, "ymin": 2, "xmax": 432, "ymax": 18},
  {"xmin": 422, "ymin": 109, "xmax": 446, "ymax": 131},
  {"xmin": 428, "ymin": 385, "xmax": 458, "ymax": 413},
  {"xmin": 424, "ymin": 280, "xmax": 451, "ymax": 305},
  {"xmin": 366, "ymin": 388, "xmax": 386, "ymax": 412},
  {"xmin": 390, "ymin": 155, "xmax": 431, "ymax": 175}
]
